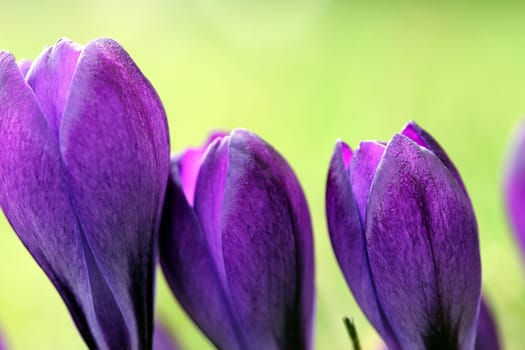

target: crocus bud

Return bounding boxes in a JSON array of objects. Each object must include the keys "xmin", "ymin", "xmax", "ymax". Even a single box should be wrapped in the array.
[
  {"xmin": 0, "ymin": 38, "xmax": 170, "ymax": 349},
  {"xmin": 326, "ymin": 121, "xmax": 481, "ymax": 350},
  {"xmin": 159, "ymin": 130, "xmax": 315, "ymax": 350},
  {"xmin": 504, "ymin": 121, "xmax": 525, "ymax": 256}
]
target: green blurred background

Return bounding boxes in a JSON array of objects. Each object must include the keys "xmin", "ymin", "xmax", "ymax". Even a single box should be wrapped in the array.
[{"xmin": 0, "ymin": 0, "xmax": 524, "ymax": 349}]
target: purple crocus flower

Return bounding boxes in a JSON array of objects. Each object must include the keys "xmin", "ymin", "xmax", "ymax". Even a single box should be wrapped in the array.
[
  {"xmin": 326, "ymin": 121, "xmax": 481, "ymax": 350},
  {"xmin": 504, "ymin": 121, "xmax": 525, "ymax": 255},
  {"xmin": 159, "ymin": 130, "xmax": 315, "ymax": 350},
  {"xmin": 0, "ymin": 38, "xmax": 170, "ymax": 349}
]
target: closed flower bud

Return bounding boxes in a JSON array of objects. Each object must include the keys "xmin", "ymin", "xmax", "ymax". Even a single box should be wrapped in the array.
[
  {"xmin": 0, "ymin": 38, "xmax": 170, "ymax": 349},
  {"xmin": 159, "ymin": 130, "xmax": 315, "ymax": 350},
  {"xmin": 326, "ymin": 121, "xmax": 481, "ymax": 350}
]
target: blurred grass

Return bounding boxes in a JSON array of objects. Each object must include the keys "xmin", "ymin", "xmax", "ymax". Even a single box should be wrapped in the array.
[{"xmin": 0, "ymin": 0, "xmax": 524, "ymax": 349}]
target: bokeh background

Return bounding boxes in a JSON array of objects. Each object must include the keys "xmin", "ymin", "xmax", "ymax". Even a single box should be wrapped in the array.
[{"xmin": 0, "ymin": 0, "xmax": 524, "ymax": 349}]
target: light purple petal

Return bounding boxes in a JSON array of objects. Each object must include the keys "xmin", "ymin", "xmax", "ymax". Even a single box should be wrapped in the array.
[
  {"xmin": 504, "ymin": 121, "xmax": 525, "ymax": 255},
  {"xmin": 159, "ymin": 160, "xmax": 246, "ymax": 350},
  {"xmin": 349, "ymin": 141, "xmax": 386, "ymax": 223},
  {"xmin": 59, "ymin": 38, "xmax": 170, "ymax": 349},
  {"xmin": 366, "ymin": 134, "xmax": 481, "ymax": 350},
  {"xmin": 178, "ymin": 132, "xmax": 227, "ymax": 205},
  {"xmin": 153, "ymin": 321, "xmax": 179, "ymax": 350},
  {"xmin": 326, "ymin": 141, "xmax": 395, "ymax": 345},
  {"xmin": 0, "ymin": 50, "xmax": 105, "ymax": 347},
  {"xmin": 475, "ymin": 297, "xmax": 500, "ymax": 350},
  {"xmin": 17, "ymin": 59, "xmax": 31, "ymax": 77},
  {"xmin": 220, "ymin": 129, "xmax": 315, "ymax": 349},
  {"xmin": 25, "ymin": 38, "xmax": 81, "ymax": 139}
]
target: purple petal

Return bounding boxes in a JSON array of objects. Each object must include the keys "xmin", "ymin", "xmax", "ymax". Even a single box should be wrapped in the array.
[
  {"xmin": 193, "ymin": 136, "xmax": 231, "ymax": 285},
  {"xmin": 325, "ymin": 141, "xmax": 394, "ymax": 345},
  {"xmin": 159, "ymin": 159, "xmax": 246, "ymax": 350},
  {"xmin": 504, "ymin": 121, "xmax": 525, "ymax": 255},
  {"xmin": 475, "ymin": 297, "xmax": 501, "ymax": 350},
  {"xmin": 177, "ymin": 131, "xmax": 227, "ymax": 205},
  {"xmin": 25, "ymin": 38, "xmax": 81, "ymax": 139},
  {"xmin": 220, "ymin": 129, "xmax": 315, "ymax": 349},
  {"xmin": 401, "ymin": 121, "xmax": 467, "ymax": 193},
  {"xmin": 0, "ymin": 329, "xmax": 5, "ymax": 350},
  {"xmin": 366, "ymin": 134, "xmax": 481, "ymax": 349},
  {"xmin": 59, "ymin": 38, "xmax": 170, "ymax": 348},
  {"xmin": 17, "ymin": 59, "xmax": 32, "ymax": 77},
  {"xmin": 153, "ymin": 321, "xmax": 179, "ymax": 350},
  {"xmin": 340, "ymin": 141, "xmax": 352, "ymax": 168},
  {"xmin": 349, "ymin": 141, "xmax": 386, "ymax": 222},
  {"xmin": 0, "ymin": 51, "xmax": 102, "ymax": 347}
]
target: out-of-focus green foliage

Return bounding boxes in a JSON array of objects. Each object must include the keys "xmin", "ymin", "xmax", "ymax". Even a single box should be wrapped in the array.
[{"xmin": 0, "ymin": 1, "xmax": 523, "ymax": 349}]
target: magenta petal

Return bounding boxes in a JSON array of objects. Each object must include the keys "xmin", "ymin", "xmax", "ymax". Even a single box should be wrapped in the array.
[
  {"xmin": 159, "ymin": 160, "xmax": 246, "ymax": 350},
  {"xmin": 26, "ymin": 38, "xmax": 81, "ymax": 139},
  {"xmin": 475, "ymin": 298, "xmax": 501, "ymax": 350},
  {"xmin": 366, "ymin": 134, "xmax": 481, "ymax": 349},
  {"xmin": 59, "ymin": 38, "xmax": 170, "ymax": 348},
  {"xmin": 504, "ymin": 122, "xmax": 525, "ymax": 255},
  {"xmin": 0, "ymin": 51, "xmax": 101, "ymax": 347},
  {"xmin": 220, "ymin": 129, "xmax": 315, "ymax": 349},
  {"xmin": 326, "ymin": 141, "xmax": 394, "ymax": 344}
]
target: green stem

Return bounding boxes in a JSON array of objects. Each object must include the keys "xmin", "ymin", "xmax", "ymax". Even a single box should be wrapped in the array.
[{"xmin": 343, "ymin": 316, "xmax": 361, "ymax": 350}]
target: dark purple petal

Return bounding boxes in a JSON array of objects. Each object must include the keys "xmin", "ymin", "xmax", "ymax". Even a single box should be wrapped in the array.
[
  {"xmin": 220, "ymin": 129, "xmax": 315, "ymax": 349},
  {"xmin": 366, "ymin": 134, "xmax": 481, "ymax": 349},
  {"xmin": 326, "ymin": 141, "xmax": 394, "ymax": 345},
  {"xmin": 177, "ymin": 131, "xmax": 227, "ymax": 205},
  {"xmin": 159, "ymin": 159, "xmax": 246, "ymax": 350},
  {"xmin": 153, "ymin": 321, "xmax": 179, "ymax": 350},
  {"xmin": 401, "ymin": 121, "xmax": 467, "ymax": 193},
  {"xmin": 59, "ymin": 38, "xmax": 170, "ymax": 349},
  {"xmin": 504, "ymin": 122, "xmax": 525, "ymax": 255},
  {"xmin": 475, "ymin": 298, "xmax": 500, "ymax": 350},
  {"xmin": 26, "ymin": 38, "xmax": 81, "ymax": 139},
  {"xmin": 0, "ymin": 51, "xmax": 102, "ymax": 348}
]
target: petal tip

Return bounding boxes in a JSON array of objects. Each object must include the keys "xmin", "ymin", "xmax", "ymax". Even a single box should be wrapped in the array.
[
  {"xmin": 231, "ymin": 128, "xmax": 255, "ymax": 141},
  {"xmin": 0, "ymin": 50, "xmax": 15, "ymax": 64},
  {"xmin": 400, "ymin": 121, "xmax": 429, "ymax": 149},
  {"xmin": 206, "ymin": 130, "xmax": 229, "ymax": 145},
  {"xmin": 335, "ymin": 140, "xmax": 352, "ymax": 169}
]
